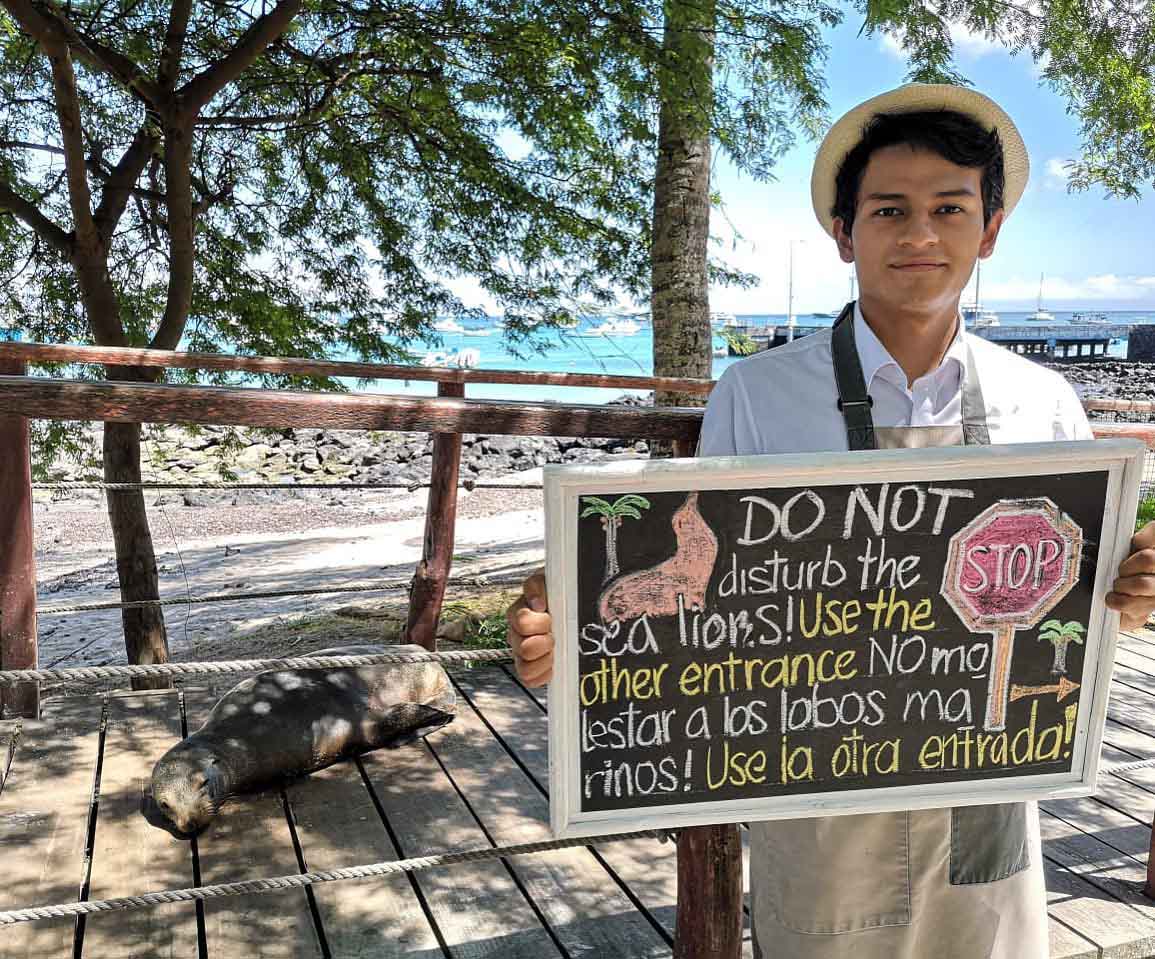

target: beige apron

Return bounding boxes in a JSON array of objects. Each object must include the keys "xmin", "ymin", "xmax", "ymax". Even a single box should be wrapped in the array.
[{"xmin": 748, "ymin": 304, "xmax": 1048, "ymax": 959}]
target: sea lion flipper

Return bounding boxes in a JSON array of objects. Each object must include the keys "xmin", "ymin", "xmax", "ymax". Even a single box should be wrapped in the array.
[{"xmin": 366, "ymin": 702, "xmax": 455, "ymax": 750}]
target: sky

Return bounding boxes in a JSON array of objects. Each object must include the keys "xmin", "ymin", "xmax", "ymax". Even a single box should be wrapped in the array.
[
  {"xmin": 706, "ymin": 15, "xmax": 1155, "ymax": 314},
  {"xmin": 450, "ymin": 10, "xmax": 1155, "ymax": 316}
]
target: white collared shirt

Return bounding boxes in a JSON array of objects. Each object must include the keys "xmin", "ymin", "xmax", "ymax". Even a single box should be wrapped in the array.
[{"xmin": 699, "ymin": 301, "xmax": 1092, "ymax": 457}]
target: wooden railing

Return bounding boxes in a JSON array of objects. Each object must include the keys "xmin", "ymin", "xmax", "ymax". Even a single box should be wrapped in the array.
[
  {"xmin": 4, "ymin": 341, "xmax": 1155, "ymax": 958},
  {"xmin": 0, "ymin": 342, "xmax": 739, "ymax": 958}
]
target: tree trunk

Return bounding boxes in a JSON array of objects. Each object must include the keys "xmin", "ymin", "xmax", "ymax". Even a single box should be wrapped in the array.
[
  {"xmin": 103, "ymin": 420, "xmax": 171, "ymax": 689},
  {"xmin": 650, "ymin": 0, "xmax": 716, "ymax": 418},
  {"xmin": 651, "ymin": 8, "xmax": 740, "ymax": 954},
  {"xmin": 1053, "ymin": 641, "xmax": 1068, "ymax": 674}
]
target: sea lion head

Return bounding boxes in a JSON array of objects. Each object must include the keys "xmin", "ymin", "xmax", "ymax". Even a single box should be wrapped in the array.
[{"xmin": 150, "ymin": 738, "xmax": 226, "ymax": 837}]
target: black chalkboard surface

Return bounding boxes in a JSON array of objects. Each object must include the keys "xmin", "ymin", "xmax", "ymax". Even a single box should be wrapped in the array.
[{"xmin": 544, "ymin": 441, "xmax": 1145, "ymax": 838}]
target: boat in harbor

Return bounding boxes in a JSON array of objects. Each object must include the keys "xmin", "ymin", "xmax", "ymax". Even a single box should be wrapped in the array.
[
  {"xmin": 433, "ymin": 319, "xmax": 466, "ymax": 334},
  {"xmin": 1027, "ymin": 273, "xmax": 1055, "ymax": 322},
  {"xmin": 1072, "ymin": 311, "xmax": 1110, "ymax": 324},
  {"xmin": 711, "ymin": 311, "xmax": 738, "ymax": 328},
  {"xmin": 962, "ymin": 260, "xmax": 999, "ymax": 328},
  {"xmin": 421, "ymin": 347, "xmax": 480, "ymax": 368},
  {"xmin": 574, "ymin": 317, "xmax": 642, "ymax": 337}
]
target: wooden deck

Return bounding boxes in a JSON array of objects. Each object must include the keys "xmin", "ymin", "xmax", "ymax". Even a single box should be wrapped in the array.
[{"xmin": 5, "ymin": 640, "xmax": 1155, "ymax": 958}]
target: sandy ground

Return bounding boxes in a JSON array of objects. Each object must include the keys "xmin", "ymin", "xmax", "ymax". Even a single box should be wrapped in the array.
[{"xmin": 33, "ymin": 473, "xmax": 547, "ymax": 672}]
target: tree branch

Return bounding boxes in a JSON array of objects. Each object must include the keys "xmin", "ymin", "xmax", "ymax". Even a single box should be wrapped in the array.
[
  {"xmin": 158, "ymin": 0, "xmax": 192, "ymax": 92},
  {"xmin": 149, "ymin": 122, "xmax": 195, "ymax": 350},
  {"xmin": 0, "ymin": 0, "xmax": 163, "ymax": 106},
  {"xmin": 0, "ymin": 179, "xmax": 72, "ymax": 254},
  {"xmin": 93, "ymin": 123, "xmax": 161, "ymax": 246},
  {"xmin": 0, "ymin": 139, "xmax": 66, "ymax": 156},
  {"xmin": 178, "ymin": 0, "xmax": 304, "ymax": 114}
]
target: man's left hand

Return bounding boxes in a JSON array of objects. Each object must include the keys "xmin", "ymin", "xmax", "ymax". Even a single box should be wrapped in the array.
[{"xmin": 1106, "ymin": 521, "xmax": 1155, "ymax": 631}]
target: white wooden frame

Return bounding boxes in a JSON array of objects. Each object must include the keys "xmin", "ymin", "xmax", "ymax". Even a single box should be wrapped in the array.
[{"xmin": 545, "ymin": 440, "xmax": 1145, "ymax": 839}]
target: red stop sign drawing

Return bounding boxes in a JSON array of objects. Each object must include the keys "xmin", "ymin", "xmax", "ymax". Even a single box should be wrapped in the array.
[{"xmin": 942, "ymin": 497, "xmax": 1083, "ymax": 731}]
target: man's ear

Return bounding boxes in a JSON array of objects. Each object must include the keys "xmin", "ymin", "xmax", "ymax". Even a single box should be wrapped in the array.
[
  {"xmin": 977, "ymin": 208, "xmax": 1005, "ymax": 259},
  {"xmin": 832, "ymin": 217, "xmax": 854, "ymax": 264}
]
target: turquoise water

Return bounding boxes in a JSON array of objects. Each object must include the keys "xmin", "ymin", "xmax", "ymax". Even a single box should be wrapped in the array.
[{"xmin": 352, "ymin": 311, "xmax": 1154, "ymax": 405}]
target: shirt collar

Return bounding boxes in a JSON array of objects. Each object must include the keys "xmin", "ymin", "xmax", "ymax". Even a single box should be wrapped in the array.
[{"xmin": 852, "ymin": 299, "xmax": 967, "ymax": 390}]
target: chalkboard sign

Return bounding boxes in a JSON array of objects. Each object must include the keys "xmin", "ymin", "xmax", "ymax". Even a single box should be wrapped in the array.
[{"xmin": 544, "ymin": 440, "xmax": 1144, "ymax": 838}]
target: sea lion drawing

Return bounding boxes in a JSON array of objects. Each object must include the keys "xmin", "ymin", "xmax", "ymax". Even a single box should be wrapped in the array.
[
  {"xmin": 150, "ymin": 644, "xmax": 455, "ymax": 836},
  {"xmin": 598, "ymin": 492, "xmax": 718, "ymax": 623}
]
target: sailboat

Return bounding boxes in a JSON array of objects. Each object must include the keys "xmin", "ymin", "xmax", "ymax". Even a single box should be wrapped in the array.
[
  {"xmin": 784, "ymin": 240, "xmax": 799, "ymax": 341},
  {"xmin": 1027, "ymin": 273, "xmax": 1055, "ymax": 322},
  {"xmin": 962, "ymin": 260, "xmax": 999, "ymax": 328}
]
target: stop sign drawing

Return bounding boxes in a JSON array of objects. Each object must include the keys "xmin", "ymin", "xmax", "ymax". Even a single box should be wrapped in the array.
[{"xmin": 941, "ymin": 497, "xmax": 1083, "ymax": 731}]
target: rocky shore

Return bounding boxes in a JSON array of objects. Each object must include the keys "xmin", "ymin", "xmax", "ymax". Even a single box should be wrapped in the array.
[
  {"xmin": 1043, "ymin": 360, "xmax": 1155, "ymax": 405},
  {"xmin": 41, "ymin": 422, "xmax": 651, "ymax": 502}
]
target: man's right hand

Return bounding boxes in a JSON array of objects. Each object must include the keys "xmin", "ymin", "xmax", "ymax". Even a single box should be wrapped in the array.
[{"xmin": 506, "ymin": 569, "xmax": 553, "ymax": 686}]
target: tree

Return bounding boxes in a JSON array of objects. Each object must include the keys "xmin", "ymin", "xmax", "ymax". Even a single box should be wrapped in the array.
[
  {"xmin": 0, "ymin": 0, "xmax": 759, "ymax": 679},
  {"xmin": 580, "ymin": 494, "xmax": 652, "ymax": 581},
  {"xmin": 1038, "ymin": 618, "xmax": 1085, "ymax": 674}
]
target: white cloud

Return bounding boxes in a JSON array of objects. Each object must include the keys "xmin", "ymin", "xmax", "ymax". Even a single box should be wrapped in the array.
[
  {"xmin": 1044, "ymin": 157, "xmax": 1072, "ymax": 190},
  {"xmin": 981, "ymin": 273, "xmax": 1155, "ymax": 303},
  {"xmin": 878, "ymin": 20, "xmax": 1001, "ymax": 61}
]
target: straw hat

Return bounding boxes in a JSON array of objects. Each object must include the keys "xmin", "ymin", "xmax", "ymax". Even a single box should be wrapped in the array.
[{"xmin": 810, "ymin": 83, "xmax": 1029, "ymax": 238}]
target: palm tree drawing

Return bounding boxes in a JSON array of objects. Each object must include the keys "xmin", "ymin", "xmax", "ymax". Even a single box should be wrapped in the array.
[
  {"xmin": 581, "ymin": 494, "xmax": 652, "ymax": 583},
  {"xmin": 1038, "ymin": 619, "xmax": 1086, "ymax": 675}
]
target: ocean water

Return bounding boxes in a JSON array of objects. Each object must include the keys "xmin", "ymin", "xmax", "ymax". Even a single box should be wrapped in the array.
[{"xmin": 351, "ymin": 311, "xmax": 1155, "ymax": 405}]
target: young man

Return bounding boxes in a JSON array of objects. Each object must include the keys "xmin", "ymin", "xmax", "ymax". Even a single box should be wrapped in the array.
[{"xmin": 507, "ymin": 83, "xmax": 1155, "ymax": 958}]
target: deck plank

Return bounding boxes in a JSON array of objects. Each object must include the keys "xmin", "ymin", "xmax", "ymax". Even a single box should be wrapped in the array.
[
  {"xmin": 1107, "ymin": 681, "xmax": 1155, "ymax": 741},
  {"xmin": 462, "ymin": 667, "xmax": 688, "ymax": 936},
  {"xmin": 1044, "ymin": 856, "xmax": 1155, "ymax": 958},
  {"xmin": 284, "ymin": 756, "xmax": 442, "ymax": 958},
  {"xmin": 438, "ymin": 667, "xmax": 673, "ymax": 958},
  {"xmin": 1042, "ymin": 809, "xmax": 1153, "ymax": 907},
  {"xmin": 0, "ymin": 697, "xmax": 103, "ymax": 958},
  {"xmin": 83, "ymin": 690, "xmax": 199, "ymax": 958},
  {"xmin": 360, "ymin": 734, "xmax": 565, "ymax": 958},
  {"xmin": 182, "ymin": 688, "xmax": 322, "ymax": 958},
  {"xmin": 1101, "ymin": 719, "xmax": 1155, "ymax": 761}
]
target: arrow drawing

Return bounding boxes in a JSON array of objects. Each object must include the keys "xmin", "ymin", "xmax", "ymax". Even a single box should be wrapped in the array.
[{"xmin": 1009, "ymin": 676, "xmax": 1081, "ymax": 703}]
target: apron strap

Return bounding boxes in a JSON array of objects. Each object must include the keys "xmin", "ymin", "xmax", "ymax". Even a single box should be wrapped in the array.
[
  {"xmin": 831, "ymin": 303, "xmax": 876, "ymax": 451},
  {"xmin": 830, "ymin": 301, "xmax": 991, "ymax": 449},
  {"xmin": 961, "ymin": 343, "xmax": 990, "ymax": 445}
]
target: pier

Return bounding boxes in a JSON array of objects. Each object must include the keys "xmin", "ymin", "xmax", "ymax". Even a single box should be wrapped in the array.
[{"xmin": 727, "ymin": 323, "xmax": 1131, "ymax": 360}]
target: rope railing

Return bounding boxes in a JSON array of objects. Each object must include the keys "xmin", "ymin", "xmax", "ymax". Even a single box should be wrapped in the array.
[
  {"xmin": 0, "ymin": 827, "xmax": 675, "ymax": 926},
  {"xmin": 33, "ymin": 479, "xmax": 546, "ymax": 491},
  {"xmin": 36, "ymin": 574, "xmax": 526, "ymax": 616},
  {"xmin": 0, "ymin": 647, "xmax": 515, "ymax": 685}
]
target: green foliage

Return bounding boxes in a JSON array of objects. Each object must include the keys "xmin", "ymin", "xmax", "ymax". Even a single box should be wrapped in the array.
[
  {"xmin": 1136, "ymin": 495, "xmax": 1155, "ymax": 531},
  {"xmin": 463, "ymin": 611, "xmax": 512, "ymax": 649},
  {"xmin": 0, "ymin": 0, "xmax": 839, "ymax": 466},
  {"xmin": 718, "ymin": 328, "xmax": 758, "ymax": 356}
]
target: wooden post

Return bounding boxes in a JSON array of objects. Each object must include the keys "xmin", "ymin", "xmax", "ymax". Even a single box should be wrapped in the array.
[
  {"xmin": 0, "ymin": 359, "xmax": 39, "ymax": 717},
  {"xmin": 1147, "ymin": 815, "xmax": 1155, "ymax": 899},
  {"xmin": 675, "ymin": 825, "xmax": 744, "ymax": 959},
  {"xmin": 404, "ymin": 381, "xmax": 466, "ymax": 650},
  {"xmin": 669, "ymin": 434, "xmax": 742, "ymax": 958}
]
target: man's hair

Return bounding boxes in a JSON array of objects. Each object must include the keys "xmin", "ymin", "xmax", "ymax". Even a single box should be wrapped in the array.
[{"xmin": 831, "ymin": 109, "xmax": 1005, "ymax": 233}]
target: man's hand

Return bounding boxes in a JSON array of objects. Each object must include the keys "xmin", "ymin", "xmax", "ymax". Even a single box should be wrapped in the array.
[
  {"xmin": 506, "ymin": 569, "xmax": 553, "ymax": 686},
  {"xmin": 1106, "ymin": 521, "xmax": 1155, "ymax": 631}
]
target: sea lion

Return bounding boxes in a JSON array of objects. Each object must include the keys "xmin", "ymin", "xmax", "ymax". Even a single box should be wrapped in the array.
[
  {"xmin": 150, "ymin": 644, "xmax": 455, "ymax": 836},
  {"xmin": 599, "ymin": 492, "xmax": 718, "ymax": 623}
]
